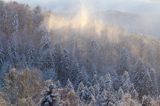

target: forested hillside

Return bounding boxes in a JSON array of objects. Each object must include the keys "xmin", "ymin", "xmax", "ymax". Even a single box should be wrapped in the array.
[{"xmin": 0, "ymin": 1, "xmax": 160, "ymax": 106}]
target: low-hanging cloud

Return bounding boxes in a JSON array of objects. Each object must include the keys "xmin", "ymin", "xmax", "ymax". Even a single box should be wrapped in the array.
[{"xmin": 4, "ymin": 0, "xmax": 160, "ymax": 14}]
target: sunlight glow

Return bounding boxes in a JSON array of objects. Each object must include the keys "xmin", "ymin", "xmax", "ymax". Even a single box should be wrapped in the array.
[
  {"xmin": 43, "ymin": 2, "xmax": 126, "ymax": 44},
  {"xmin": 43, "ymin": 4, "xmax": 105, "ymax": 36},
  {"xmin": 72, "ymin": 5, "xmax": 89, "ymax": 29}
]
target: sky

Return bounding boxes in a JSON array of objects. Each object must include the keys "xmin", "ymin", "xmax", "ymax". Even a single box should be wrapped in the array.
[{"xmin": 3, "ymin": 0, "xmax": 160, "ymax": 14}]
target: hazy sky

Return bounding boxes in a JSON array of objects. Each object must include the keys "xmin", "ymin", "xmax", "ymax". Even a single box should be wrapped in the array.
[{"xmin": 4, "ymin": 0, "xmax": 160, "ymax": 14}]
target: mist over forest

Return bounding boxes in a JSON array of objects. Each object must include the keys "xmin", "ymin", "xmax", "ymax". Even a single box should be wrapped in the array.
[{"xmin": 0, "ymin": 0, "xmax": 160, "ymax": 106}]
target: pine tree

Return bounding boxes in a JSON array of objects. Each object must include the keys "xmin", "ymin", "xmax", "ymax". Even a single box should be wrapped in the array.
[
  {"xmin": 92, "ymin": 70, "xmax": 98, "ymax": 84},
  {"xmin": 40, "ymin": 32, "xmax": 51, "ymax": 51},
  {"xmin": 118, "ymin": 87, "xmax": 124, "ymax": 100},
  {"xmin": 146, "ymin": 64, "xmax": 158, "ymax": 96},
  {"xmin": 41, "ymin": 84, "xmax": 60, "ymax": 106},
  {"xmin": 77, "ymin": 82, "xmax": 85, "ymax": 96},
  {"xmin": 93, "ymin": 83, "xmax": 100, "ymax": 96},
  {"xmin": 89, "ymin": 86, "xmax": 96, "ymax": 96},
  {"xmin": 117, "ymin": 47, "xmax": 130, "ymax": 75},
  {"xmin": 56, "ymin": 80, "xmax": 62, "ymax": 89},
  {"xmin": 79, "ymin": 86, "xmax": 92, "ymax": 104},
  {"xmin": 99, "ymin": 89, "xmax": 116, "ymax": 106},
  {"xmin": 112, "ymin": 75, "xmax": 123, "ymax": 91},
  {"xmin": 54, "ymin": 45, "xmax": 88, "ymax": 87},
  {"xmin": 121, "ymin": 71, "xmax": 134, "ymax": 93},
  {"xmin": 104, "ymin": 73, "xmax": 113, "ymax": 91},
  {"xmin": 131, "ymin": 89, "xmax": 139, "ymax": 100},
  {"xmin": 75, "ymin": 66, "xmax": 89, "ymax": 88},
  {"xmin": 53, "ymin": 43, "xmax": 65, "ymax": 85},
  {"xmin": 39, "ymin": 32, "xmax": 54, "ymax": 70},
  {"xmin": 12, "ymin": 12, "xmax": 19, "ymax": 33},
  {"xmin": 33, "ymin": 6, "xmax": 42, "ymax": 28},
  {"xmin": 99, "ymin": 76, "xmax": 106, "ymax": 92},
  {"xmin": 142, "ymin": 95, "xmax": 154, "ymax": 106},
  {"xmin": 131, "ymin": 60, "xmax": 156, "ymax": 98},
  {"xmin": 84, "ymin": 40, "xmax": 103, "ymax": 79},
  {"xmin": 65, "ymin": 79, "xmax": 74, "ymax": 92}
]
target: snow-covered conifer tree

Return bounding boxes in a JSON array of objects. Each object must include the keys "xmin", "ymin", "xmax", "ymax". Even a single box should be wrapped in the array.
[{"xmin": 65, "ymin": 79, "xmax": 74, "ymax": 92}]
